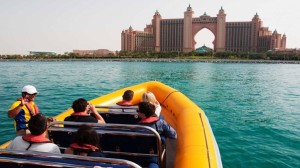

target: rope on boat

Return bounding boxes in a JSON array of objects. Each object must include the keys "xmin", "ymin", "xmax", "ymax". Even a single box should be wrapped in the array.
[{"xmin": 160, "ymin": 90, "xmax": 180, "ymax": 105}]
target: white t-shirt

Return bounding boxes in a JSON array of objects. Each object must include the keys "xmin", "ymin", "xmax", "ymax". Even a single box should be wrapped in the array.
[
  {"xmin": 7, "ymin": 136, "xmax": 61, "ymax": 154},
  {"xmin": 155, "ymin": 104, "xmax": 162, "ymax": 117}
]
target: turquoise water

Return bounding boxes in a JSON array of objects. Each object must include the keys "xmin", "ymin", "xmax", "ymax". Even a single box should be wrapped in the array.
[{"xmin": 0, "ymin": 61, "xmax": 299, "ymax": 167}]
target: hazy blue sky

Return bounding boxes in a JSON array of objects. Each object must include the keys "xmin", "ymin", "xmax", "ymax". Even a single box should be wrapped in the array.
[{"xmin": 0, "ymin": 0, "xmax": 299, "ymax": 55}]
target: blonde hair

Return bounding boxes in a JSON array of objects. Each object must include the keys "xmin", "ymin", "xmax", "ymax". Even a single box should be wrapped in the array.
[{"xmin": 142, "ymin": 91, "xmax": 159, "ymax": 106}]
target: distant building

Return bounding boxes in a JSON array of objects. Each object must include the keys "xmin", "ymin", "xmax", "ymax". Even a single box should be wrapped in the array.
[
  {"xmin": 121, "ymin": 26, "xmax": 154, "ymax": 52},
  {"xmin": 73, "ymin": 49, "xmax": 115, "ymax": 56},
  {"xmin": 121, "ymin": 5, "xmax": 287, "ymax": 53},
  {"xmin": 271, "ymin": 48, "xmax": 300, "ymax": 55},
  {"xmin": 29, "ymin": 51, "xmax": 56, "ymax": 55}
]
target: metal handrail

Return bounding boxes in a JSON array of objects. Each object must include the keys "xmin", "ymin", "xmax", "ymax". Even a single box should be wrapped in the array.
[
  {"xmin": 95, "ymin": 105, "xmax": 138, "ymax": 109},
  {"xmin": 0, "ymin": 149, "xmax": 141, "ymax": 168},
  {"xmin": 49, "ymin": 127, "xmax": 156, "ymax": 137},
  {"xmin": 97, "ymin": 110, "xmax": 139, "ymax": 115},
  {"xmin": 48, "ymin": 121, "xmax": 163, "ymax": 167}
]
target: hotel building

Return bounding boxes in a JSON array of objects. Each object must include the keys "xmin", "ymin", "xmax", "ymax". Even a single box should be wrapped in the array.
[{"xmin": 121, "ymin": 5, "xmax": 286, "ymax": 53}]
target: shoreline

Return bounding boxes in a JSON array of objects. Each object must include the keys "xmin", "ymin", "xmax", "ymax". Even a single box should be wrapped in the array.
[{"xmin": 0, "ymin": 58, "xmax": 299, "ymax": 64}]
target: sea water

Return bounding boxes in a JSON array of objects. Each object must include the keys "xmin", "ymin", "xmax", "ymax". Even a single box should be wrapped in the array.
[{"xmin": 0, "ymin": 61, "xmax": 299, "ymax": 168}]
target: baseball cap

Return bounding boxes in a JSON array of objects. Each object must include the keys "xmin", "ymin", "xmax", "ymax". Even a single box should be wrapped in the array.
[{"xmin": 22, "ymin": 85, "xmax": 38, "ymax": 94}]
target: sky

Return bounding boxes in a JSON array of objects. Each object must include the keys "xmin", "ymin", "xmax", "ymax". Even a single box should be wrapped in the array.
[{"xmin": 0, "ymin": 0, "xmax": 299, "ymax": 55}]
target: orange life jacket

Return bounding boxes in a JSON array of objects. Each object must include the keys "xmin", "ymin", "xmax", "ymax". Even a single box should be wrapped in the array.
[
  {"xmin": 70, "ymin": 143, "xmax": 99, "ymax": 152},
  {"xmin": 22, "ymin": 134, "xmax": 51, "ymax": 150},
  {"xmin": 139, "ymin": 116, "xmax": 159, "ymax": 124}
]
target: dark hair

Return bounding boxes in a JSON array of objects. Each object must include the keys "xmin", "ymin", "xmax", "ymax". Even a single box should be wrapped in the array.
[
  {"xmin": 21, "ymin": 92, "xmax": 26, "ymax": 97},
  {"xmin": 72, "ymin": 98, "xmax": 88, "ymax": 113},
  {"xmin": 73, "ymin": 125, "xmax": 100, "ymax": 148},
  {"xmin": 28, "ymin": 113, "xmax": 47, "ymax": 135},
  {"xmin": 122, "ymin": 90, "xmax": 134, "ymax": 101},
  {"xmin": 138, "ymin": 102, "xmax": 156, "ymax": 118}
]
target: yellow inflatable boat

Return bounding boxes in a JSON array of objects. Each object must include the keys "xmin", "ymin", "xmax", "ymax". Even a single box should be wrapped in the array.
[
  {"xmin": 56, "ymin": 81, "xmax": 222, "ymax": 168},
  {"xmin": 1, "ymin": 81, "xmax": 222, "ymax": 168}
]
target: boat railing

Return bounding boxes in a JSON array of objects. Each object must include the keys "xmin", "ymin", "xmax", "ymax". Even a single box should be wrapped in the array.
[
  {"xmin": 95, "ymin": 105, "xmax": 138, "ymax": 109},
  {"xmin": 97, "ymin": 111, "xmax": 141, "ymax": 125},
  {"xmin": 0, "ymin": 149, "xmax": 141, "ymax": 168},
  {"xmin": 48, "ymin": 121, "xmax": 163, "ymax": 168},
  {"xmin": 96, "ymin": 105, "xmax": 138, "ymax": 112},
  {"xmin": 95, "ymin": 106, "xmax": 140, "ymax": 124}
]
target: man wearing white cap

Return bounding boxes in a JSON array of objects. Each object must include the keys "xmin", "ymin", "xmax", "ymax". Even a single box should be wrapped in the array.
[{"xmin": 8, "ymin": 85, "xmax": 40, "ymax": 136}]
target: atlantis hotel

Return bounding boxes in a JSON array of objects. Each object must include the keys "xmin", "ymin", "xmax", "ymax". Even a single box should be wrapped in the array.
[{"xmin": 121, "ymin": 5, "xmax": 286, "ymax": 53}]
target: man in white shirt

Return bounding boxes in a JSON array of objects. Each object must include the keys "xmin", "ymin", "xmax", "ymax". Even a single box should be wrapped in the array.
[{"xmin": 7, "ymin": 113, "xmax": 60, "ymax": 154}]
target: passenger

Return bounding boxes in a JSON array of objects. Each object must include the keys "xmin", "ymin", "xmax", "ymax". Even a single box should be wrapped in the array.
[
  {"xmin": 8, "ymin": 85, "xmax": 40, "ymax": 136},
  {"xmin": 64, "ymin": 124, "xmax": 104, "ymax": 157},
  {"xmin": 64, "ymin": 98, "xmax": 105, "ymax": 124},
  {"xmin": 137, "ymin": 102, "xmax": 177, "ymax": 141},
  {"xmin": 116, "ymin": 90, "xmax": 134, "ymax": 106},
  {"xmin": 141, "ymin": 91, "xmax": 162, "ymax": 117},
  {"xmin": 112, "ymin": 90, "xmax": 137, "ymax": 112},
  {"xmin": 7, "ymin": 113, "xmax": 61, "ymax": 154},
  {"xmin": 137, "ymin": 102, "xmax": 177, "ymax": 168}
]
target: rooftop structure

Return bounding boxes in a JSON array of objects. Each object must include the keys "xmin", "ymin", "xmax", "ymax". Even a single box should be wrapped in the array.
[{"xmin": 29, "ymin": 51, "xmax": 56, "ymax": 55}]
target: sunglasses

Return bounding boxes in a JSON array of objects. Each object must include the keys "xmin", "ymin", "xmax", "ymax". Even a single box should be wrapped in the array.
[{"xmin": 27, "ymin": 93, "xmax": 37, "ymax": 96}]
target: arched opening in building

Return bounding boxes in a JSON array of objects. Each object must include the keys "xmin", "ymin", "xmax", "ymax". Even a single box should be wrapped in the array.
[{"xmin": 194, "ymin": 28, "xmax": 215, "ymax": 50}]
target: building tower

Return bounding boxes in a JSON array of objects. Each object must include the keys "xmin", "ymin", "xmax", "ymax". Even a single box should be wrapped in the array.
[
  {"xmin": 121, "ymin": 30, "xmax": 125, "ymax": 51},
  {"xmin": 183, "ymin": 4, "xmax": 194, "ymax": 52},
  {"xmin": 152, "ymin": 10, "xmax": 162, "ymax": 51},
  {"xmin": 216, "ymin": 7, "xmax": 226, "ymax": 52},
  {"xmin": 271, "ymin": 30, "xmax": 282, "ymax": 49},
  {"xmin": 281, "ymin": 33, "xmax": 287, "ymax": 49},
  {"xmin": 121, "ymin": 26, "xmax": 135, "ymax": 51},
  {"xmin": 251, "ymin": 13, "xmax": 261, "ymax": 52}
]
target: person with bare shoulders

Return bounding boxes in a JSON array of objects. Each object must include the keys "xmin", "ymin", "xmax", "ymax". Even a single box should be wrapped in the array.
[
  {"xmin": 116, "ymin": 90, "xmax": 134, "ymax": 106},
  {"xmin": 141, "ymin": 91, "xmax": 162, "ymax": 117},
  {"xmin": 64, "ymin": 98, "xmax": 105, "ymax": 124},
  {"xmin": 64, "ymin": 124, "xmax": 104, "ymax": 157},
  {"xmin": 112, "ymin": 90, "xmax": 137, "ymax": 112},
  {"xmin": 7, "ymin": 113, "xmax": 60, "ymax": 154},
  {"xmin": 8, "ymin": 85, "xmax": 40, "ymax": 136}
]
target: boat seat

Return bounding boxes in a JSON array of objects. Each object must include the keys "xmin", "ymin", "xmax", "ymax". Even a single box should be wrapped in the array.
[
  {"xmin": 0, "ymin": 149, "xmax": 141, "ymax": 168},
  {"xmin": 48, "ymin": 121, "xmax": 163, "ymax": 168},
  {"xmin": 96, "ymin": 106, "xmax": 141, "ymax": 124},
  {"xmin": 98, "ymin": 111, "xmax": 141, "ymax": 124},
  {"xmin": 96, "ymin": 105, "xmax": 138, "ymax": 112}
]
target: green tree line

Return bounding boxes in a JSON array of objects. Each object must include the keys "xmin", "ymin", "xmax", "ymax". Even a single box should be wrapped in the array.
[{"xmin": 0, "ymin": 51, "xmax": 299, "ymax": 60}]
